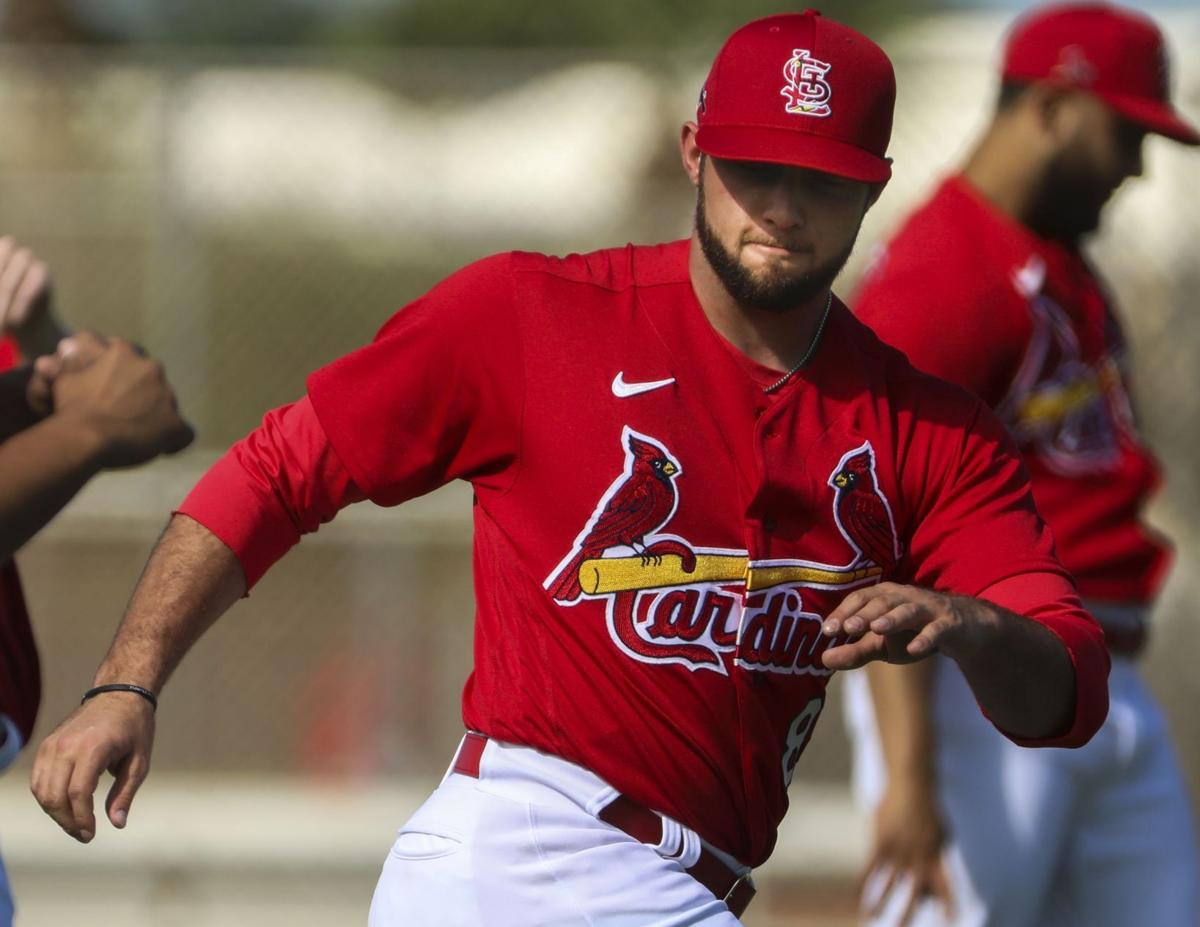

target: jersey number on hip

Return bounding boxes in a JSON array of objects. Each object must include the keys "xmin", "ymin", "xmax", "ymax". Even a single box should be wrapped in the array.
[{"xmin": 781, "ymin": 695, "xmax": 826, "ymax": 788}]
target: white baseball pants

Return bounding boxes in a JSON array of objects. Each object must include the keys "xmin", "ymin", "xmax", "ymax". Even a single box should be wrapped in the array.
[
  {"xmin": 844, "ymin": 653, "xmax": 1200, "ymax": 927},
  {"xmin": 368, "ymin": 736, "xmax": 747, "ymax": 926}
]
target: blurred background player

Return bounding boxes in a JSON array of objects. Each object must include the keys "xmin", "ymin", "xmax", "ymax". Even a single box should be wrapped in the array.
[
  {"xmin": 0, "ymin": 238, "xmax": 192, "ymax": 926},
  {"xmin": 845, "ymin": 4, "xmax": 1200, "ymax": 926}
]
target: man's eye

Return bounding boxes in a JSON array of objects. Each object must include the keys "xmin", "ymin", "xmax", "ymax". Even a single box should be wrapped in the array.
[
  {"xmin": 728, "ymin": 160, "xmax": 783, "ymax": 184},
  {"xmin": 811, "ymin": 175, "xmax": 851, "ymax": 191}
]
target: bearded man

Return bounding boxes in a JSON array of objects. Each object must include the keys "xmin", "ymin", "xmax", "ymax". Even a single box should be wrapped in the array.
[{"xmin": 31, "ymin": 13, "xmax": 1108, "ymax": 925}]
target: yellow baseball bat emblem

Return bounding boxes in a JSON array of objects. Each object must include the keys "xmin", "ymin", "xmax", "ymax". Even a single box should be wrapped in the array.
[{"xmin": 578, "ymin": 553, "xmax": 882, "ymax": 595}]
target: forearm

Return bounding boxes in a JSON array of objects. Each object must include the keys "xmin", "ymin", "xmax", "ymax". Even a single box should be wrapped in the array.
[
  {"xmin": 865, "ymin": 658, "xmax": 937, "ymax": 782},
  {"xmin": 95, "ymin": 398, "xmax": 361, "ymax": 690},
  {"xmin": 92, "ymin": 514, "xmax": 246, "ymax": 693},
  {"xmin": 947, "ymin": 595, "xmax": 1074, "ymax": 740},
  {"xmin": 0, "ymin": 412, "xmax": 106, "ymax": 561}
]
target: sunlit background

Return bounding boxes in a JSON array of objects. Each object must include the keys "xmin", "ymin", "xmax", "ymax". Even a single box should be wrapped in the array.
[{"xmin": 1, "ymin": 1, "xmax": 1197, "ymax": 924}]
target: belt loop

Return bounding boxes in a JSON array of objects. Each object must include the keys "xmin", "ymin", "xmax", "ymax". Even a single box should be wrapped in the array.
[
  {"xmin": 674, "ymin": 826, "xmax": 702, "ymax": 869},
  {"xmin": 448, "ymin": 731, "xmax": 488, "ymax": 782},
  {"xmin": 585, "ymin": 787, "xmax": 620, "ymax": 818},
  {"xmin": 657, "ymin": 816, "xmax": 683, "ymax": 858}
]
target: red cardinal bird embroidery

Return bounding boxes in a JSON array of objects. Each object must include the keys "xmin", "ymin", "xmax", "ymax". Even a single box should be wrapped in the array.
[
  {"xmin": 548, "ymin": 429, "xmax": 682, "ymax": 603},
  {"xmin": 829, "ymin": 443, "xmax": 901, "ymax": 572}
]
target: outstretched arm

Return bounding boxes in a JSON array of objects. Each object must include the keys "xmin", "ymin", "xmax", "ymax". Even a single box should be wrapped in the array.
[
  {"xmin": 31, "ymin": 515, "xmax": 243, "ymax": 842},
  {"xmin": 30, "ymin": 396, "xmax": 362, "ymax": 843},
  {"xmin": 822, "ymin": 575, "xmax": 1087, "ymax": 741}
]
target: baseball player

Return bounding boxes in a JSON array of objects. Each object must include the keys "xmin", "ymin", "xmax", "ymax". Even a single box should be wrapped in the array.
[
  {"xmin": 845, "ymin": 4, "xmax": 1199, "ymax": 926},
  {"xmin": 30, "ymin": 14, "xmax": 1109, "ymax": 925},
  {"xmin": 0, "ymin": 238, "xmax": 193, "ymax": 926}
]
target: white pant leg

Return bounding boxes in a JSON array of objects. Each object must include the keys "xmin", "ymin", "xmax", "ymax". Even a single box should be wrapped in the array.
[
  {"xmin": 369, "ymin": 742, "xmax": 744, "ymax": 927},
  {"xmin": 844, "ymin": 657, "xmax": 1200, "ymax": 927},
  {"xmin": 845, "ymin": 659, "xmax": 1079, "ymax": 927},
  {"xmin": 1051, "ymin": 660, "xmax": 1199, "ymax": 927}
]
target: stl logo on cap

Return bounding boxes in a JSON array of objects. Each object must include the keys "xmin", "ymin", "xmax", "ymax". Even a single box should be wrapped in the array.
[
  {"xmin": 781, "ymin": 48, "xmax": 833, "ymax": 118},
  {"xmin": 1051, "ymin": 45, "xmax": 1097, "ymax": 86}
]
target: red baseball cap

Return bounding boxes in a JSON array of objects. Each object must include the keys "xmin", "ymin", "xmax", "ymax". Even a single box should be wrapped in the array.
[
  {"xmin": 1002, "ymin": 2, "xmax": 1199, "ymax": 146},
  {"xmin": 694, "ymin": 10, "xmax": 896, "ymax": 183}
]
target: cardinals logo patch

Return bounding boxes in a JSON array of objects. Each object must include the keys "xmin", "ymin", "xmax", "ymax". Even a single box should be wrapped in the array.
[
  {"xmin": 545, "ymin": 430, "xmax": 903, "ymax": 676},
  {"xmin": 999, "ymin": 281, "xmax": 1131, "ymax": 475},
  {"xmin": 780, "ymin": 48, "xmax": 832, "ymax": 118}
]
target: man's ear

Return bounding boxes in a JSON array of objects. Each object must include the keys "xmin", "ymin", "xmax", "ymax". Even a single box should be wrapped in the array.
[
  {"xmin": 1026, "ymin": 83, "xmax": 1078, "ymax": 142},
  {"xmin": 680, "ymin": 121, "xmax": 703, "ymax": 187}
]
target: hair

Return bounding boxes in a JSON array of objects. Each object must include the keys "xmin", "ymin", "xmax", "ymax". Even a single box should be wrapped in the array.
[{"xmin": 996, "ymin": 80, "xmax": 1033, "ymax": 113}]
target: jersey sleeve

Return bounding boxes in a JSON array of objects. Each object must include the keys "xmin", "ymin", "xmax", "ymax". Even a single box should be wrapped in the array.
[
  {"xmin": 896, "ymin": 395, "xmax": 1109, "ymax": 746},
  {"xmin": 177, "ymin": 396, "xmax": 365, "ymax": 589},
  {"xmin": 898, "ymin": 396, "xmax": 1064, "ymax": 591},
  {"xmin": 978, "ymin": 572, "xmax": 1110, "ymax": 749},
  {"xmin": 852, "ymin": 245, "xmax": 1030, "ymax": 409},
  {"xmin": 306, "ymin": 252, "xmax": 524, "ymax": 506}
]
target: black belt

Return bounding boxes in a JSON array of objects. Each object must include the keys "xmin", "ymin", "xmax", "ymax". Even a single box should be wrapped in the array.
[{"xmin": 451, "ymin": 733, "xmax": 756, "ymax": 918}]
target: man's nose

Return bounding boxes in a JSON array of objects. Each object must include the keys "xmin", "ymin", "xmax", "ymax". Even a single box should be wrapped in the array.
[{"xmin": 761, "ymin": 181, "xmax": 807, "ymax": 230}]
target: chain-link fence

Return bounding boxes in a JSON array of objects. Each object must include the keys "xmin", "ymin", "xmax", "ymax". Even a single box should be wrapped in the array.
[{"xmin": 6, "ymin": 3, "xmax": 1200, "ymax": 804}]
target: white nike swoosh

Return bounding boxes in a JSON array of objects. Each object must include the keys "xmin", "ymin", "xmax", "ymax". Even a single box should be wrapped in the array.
[{"xmin": 611, "ymin": 372, "xmax": 676, "ymax": 398}]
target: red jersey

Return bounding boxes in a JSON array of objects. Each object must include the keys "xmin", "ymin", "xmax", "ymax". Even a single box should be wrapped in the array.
[
  {"xmin": 854, "ymin": 176, "xmax": 1170, "ymax": 605},
  {"xmin": 180, "ymin": 241, "xmax": 1107, "ymax": 866},
  {"xmin": 0, "ymin": 333, "xmax": 41, "ymax": 754}
]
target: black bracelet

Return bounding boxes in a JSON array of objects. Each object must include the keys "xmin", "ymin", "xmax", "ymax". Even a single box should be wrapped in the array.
[{"xmin": 81, "ymin": 683, "xmax": 158, "ymax": 711}]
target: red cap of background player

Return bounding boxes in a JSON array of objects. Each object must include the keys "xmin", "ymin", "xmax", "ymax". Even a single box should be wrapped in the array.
[
  {"xmin": 1002, "ymin": 2, "xmax": 1199, "ymax": 146},
  {"xmin": 695, "ymin": 10, "xmax": 896, "ymax": 183}
]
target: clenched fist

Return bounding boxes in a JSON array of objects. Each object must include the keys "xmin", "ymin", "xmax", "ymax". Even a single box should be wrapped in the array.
[{"xmin": 52, "ymin": 338, "xmax": 194, "ymax": 467}]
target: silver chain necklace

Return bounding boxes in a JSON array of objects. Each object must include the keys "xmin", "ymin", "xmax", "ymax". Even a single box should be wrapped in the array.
[{"xmin": 762, "ymin": 291, "xmax": 833, "ymax": 394}]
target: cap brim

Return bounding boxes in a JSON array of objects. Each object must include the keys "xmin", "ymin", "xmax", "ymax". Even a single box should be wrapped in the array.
[
  {"xmin": 695, "ymin": 125, "xmax": 892, "ymax": 183},
  {"xmin": 1101, "ymin": 92, "xmax": 1200, "ymax": 146}
]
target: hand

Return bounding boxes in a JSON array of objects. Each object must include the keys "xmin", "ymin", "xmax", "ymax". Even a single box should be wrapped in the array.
[
  {"xmin": 51, "ymin": 337, "xmax": 194, "ymax": 468},
  {"xmin": 30, "ymin": 692, "xmax": 156, "ymax": 842},
  {"xmin": 0, "ymin": 236, "xmax": 68, "ymax": 360},
  {"xmin": 820, "ymin": 583, "xmax": 986, "ymax": 670},
  {"xmin": 860, "ymin": 777, "xmax": 954, "ymax": 925},
  {"xmin": 25, "ymin": 332, "xmax": 110, "ymax": 417}
]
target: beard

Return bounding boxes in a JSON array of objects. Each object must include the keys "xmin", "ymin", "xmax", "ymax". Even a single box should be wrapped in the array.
[
  {"xmin": 695, "ymin": 181, "xmax": 860, "ymax": 313},
  {"xmin": 1024, "ymin": 156, "xmax": 1114, "ymax": 243}
]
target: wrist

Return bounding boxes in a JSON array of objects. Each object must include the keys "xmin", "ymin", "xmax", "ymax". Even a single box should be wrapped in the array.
[
  {"xmin": 46, "ymin": 408, "xmax": 113, "ymax": 472},
  {"xmin": 887, "ymin": 765, "xmax": 937, "ymax": 793},
  {"xmin": 82, "ymin": 683, "xmax": 158, "ymax": 712},
  {"xmin": 94, "ymin": 662, "xmax": 163, "ymax": 695},
  {"xmin": 939, "ymin": 594, "xmax": 1003, "ymax": 664}
]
